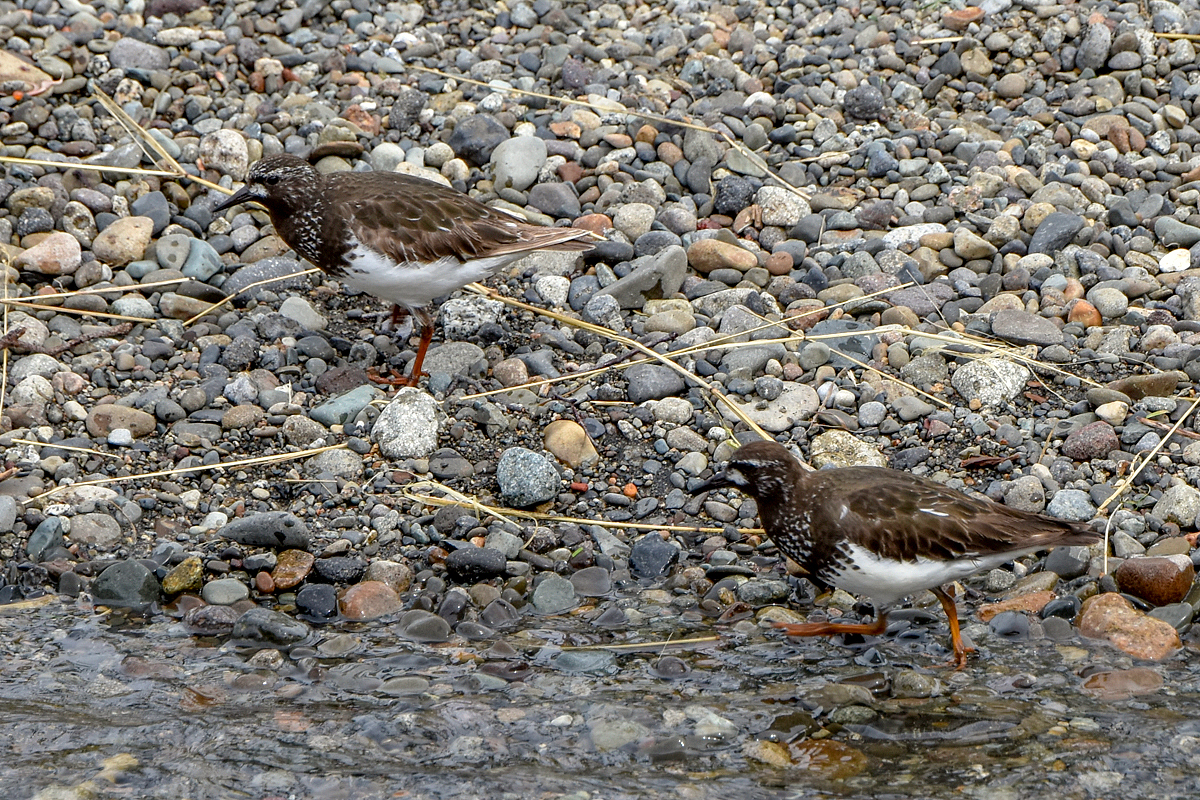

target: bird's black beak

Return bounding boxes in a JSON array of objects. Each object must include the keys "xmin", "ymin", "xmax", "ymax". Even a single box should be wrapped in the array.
[
  {"xmin": 212, "ymin": 183, "xmax": 258, "ymax": 213},
  {"xmin": 695, "ymin": 470, "xmax": 732, "ymax": 492}
]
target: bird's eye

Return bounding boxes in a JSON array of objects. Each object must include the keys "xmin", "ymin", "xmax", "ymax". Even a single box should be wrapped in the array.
[{"xmin": 265, "ymin": 175, "xmax": 279, "ymax": 185}]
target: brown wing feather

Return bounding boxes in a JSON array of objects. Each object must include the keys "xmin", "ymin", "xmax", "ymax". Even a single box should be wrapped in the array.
[
  {"xmin": 801, "ymin": 467, "xmax": 1098, "ymax": 562},
  {"xmin": 327, "ymin": 171, "xmax": 590, "ymax": 265}
]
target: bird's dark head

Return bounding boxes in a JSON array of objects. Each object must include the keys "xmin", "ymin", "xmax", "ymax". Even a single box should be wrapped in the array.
[
  {"xmin": 698, "ymin": 440, "xmax": 802, "ymax": 499},
  {"xmin": 212, "ymin": 154, "xmax": 319, "ymax": 214}
]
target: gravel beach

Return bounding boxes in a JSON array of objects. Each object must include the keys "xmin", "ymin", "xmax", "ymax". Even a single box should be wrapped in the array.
[{"xmin": 3, "ymin": 0, "xmax": 1200, "ymax": 795}]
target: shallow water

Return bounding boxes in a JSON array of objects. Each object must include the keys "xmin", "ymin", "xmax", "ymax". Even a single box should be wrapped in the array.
[{"xmin": 2, "ymin": 597, "xmax": 1196, "ymax": 800}]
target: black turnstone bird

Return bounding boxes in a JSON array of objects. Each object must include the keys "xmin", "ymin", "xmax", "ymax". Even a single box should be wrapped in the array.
[
  {"xmin": 213, "ymin": 154, "xmax": 593, "ymax": 384},
  {"xmin": 700, "ymin": 440, "xmax": 1100, "ymax": 667}
]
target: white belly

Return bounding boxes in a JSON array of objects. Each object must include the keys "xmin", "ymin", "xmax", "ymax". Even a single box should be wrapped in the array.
[
  {"xmin": 340, "ymin": 243, "xmax": 516, "ymax": 309},
  {"xmin": 830, "ymin": 542, "xmax": 1021, "ymax": 605}
]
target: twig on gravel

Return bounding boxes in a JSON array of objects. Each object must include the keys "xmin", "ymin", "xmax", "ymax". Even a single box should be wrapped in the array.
[
  {"xmin": 11, "ymin": 438, "xmax": 122, "ymax": 460},
  {"xmin": 0, "ymin": 322, "xmax": 133, "ymax": 356},
  {"xmin": 402, "ymin": 479, "xmax": 762, "ymax": 536},
  {"xmin": 181, "ymin": 267, "xmax": 323, "ymax": 326},
  {"xmin": 1096, "ymin": 394, "xmax": 1200, "ymax": 572},
  {"xmin": 468, "ymin": 284, "xmax": 774, "ymax": 440},
  {"xmin": 0, "ymin": 302, "xmax": 155, "ymax": 324},
  {"xmin": 29, "ymin": 443, "xmax": 350, "ymax": 503}
]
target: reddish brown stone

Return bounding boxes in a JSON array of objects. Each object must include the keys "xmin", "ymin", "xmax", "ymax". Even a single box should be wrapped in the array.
[
  {"xmin": 1078, "ymin": 593, "xmax": 1181, "ymax": 661},
  {"xmin": 271, "ymin": 549, "xmax": 315, "ymax": 590},
  {"xmin": 338, "ymin": 581, "xmax": 402, "ymax": 621},
  {"xmin": 1114, "ymin": 555, "xmax": 1194, "ymax": 607},
  {"xmin": 1061, "ymin": 420, "xmax": 1118, "ymax": 461},
  {"xmin": 573, "ymin": 213, "xmax": 612, "ymax": 235},
  {"xmin": 977, "ymin": 590, "xmax": 1055, "ymax": 622},
  {"xmin": 255, "ymin": 571, "xmax": 275, "ymax": 594},
  {"xmin": 1081, "ymin": 667, "xmax": 1163, "ymax": 700},
  {"xmin": 1067, "ymin": 299, "xmax": 1102, "ymax": 327},
  {"xmin": 942, "ymin": 7, "xmax": 984, "ymax": 31}
]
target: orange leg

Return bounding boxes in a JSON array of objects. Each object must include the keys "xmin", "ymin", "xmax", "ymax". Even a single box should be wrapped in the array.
[
  {"xmin": 368, "ymin": 306, "xmax": 433, "ymax": 387},
  {"xmin": 773, "ymin": 611, "xmax": 888, "ymax": 640},
  {"xmin": 932, "ymin": 586, "xmax": 972, "ymax": 669}
]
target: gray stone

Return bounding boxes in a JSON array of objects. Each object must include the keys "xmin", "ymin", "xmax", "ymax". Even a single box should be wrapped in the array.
[
  {"xmin": 990, "ymin": 309, "xmax": 1064, "ymax": 346},
  {"xmin": 625, "ymin": 363, "xmax": 686, "ymax": 403},
  {"xmin": 951, "ymin": 357, "xmax": 1031, "ymax": 408},
  {"xmin": 1045, "ymin": 489, "xmax": 1096, "ymax": 522},
  {"xmin": 496, "ymin": 447, "xmax": 559, "ymax": 507},
  {"xmin": 595, "ymin": 245, "xmax": 688, "ymax": 309},
  {"xmin": 92, "ymin": 560, "xmax": 161, "ymax": 608},
  {"xmin": 218, "ymin": 511, "xmax": 311, "ymax": 549},
  {"xmin": 231, "ymin": 607, "xmax": 310, "ymax": 645},
  {"xmin": 372, "ymin": 388, "xmax": 439, "ymax": 459},
  {"xmin": 532, "ymin": 574, "xmax": 578, "ymax": 615},
  {"xmin": 202, "ymin": 577, "xmax": 251, "ymax": 605},
  {"xmin": 490, "ymin": 136, "xmax": 546, "ymax": 192}
]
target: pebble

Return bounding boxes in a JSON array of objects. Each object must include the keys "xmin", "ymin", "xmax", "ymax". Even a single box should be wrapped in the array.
[{"xmin": 5, "ymin": 1, "xmax": 1200, "ymax": 773}]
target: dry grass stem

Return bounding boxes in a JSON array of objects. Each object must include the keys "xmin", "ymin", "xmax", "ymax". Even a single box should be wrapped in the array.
[
  {"xmin": 182, "ymin": 267, "xmax": 322, "ymax": 327},
  {"xmin": 1, "ymin": 301, "xmax": 156, "ymax": 324},
  {"xmin": 13, "ymin": 438, "xmax": 123, "ymax": 460},
  {"xmin": 0, "ymin": 155, "xmax": 182, "ymax": 178},
  {"xmin": 1097, "ymin": 393, "xmax": 1200, "ymax": 572},
  {"xmin": 468, "ymin": 284, "xmax": 772, "ymax": 440},
  {"xmin": 402, "ymin": 480, "xmax": 759, "ymax": 535},
  {"xmin": 30, "ymin": 443, "xmax": 349, "ymax": 502},
  {"xmin": 561, "ymin": 635, "xmax": 721, "ymax": 652}
]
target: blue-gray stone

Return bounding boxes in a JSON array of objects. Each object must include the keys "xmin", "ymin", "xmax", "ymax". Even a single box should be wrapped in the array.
[
  {"xmin": 296, "ymin": 583, "xmax": 338, "ymax": 618},
  {"xmin": 532, "ymin": 573, "xmax": 578, "ymax": 615},
  {"xmin": 310, "ymin": 384, "xmax": 380, "ymax": 427},
  {"xmin": 26, "ymin": 516, "xmax": 63, "ymax": 562},
  {"xmin": 182, "ymin": 238, "xmax": 223, "ymax": 280},
  {"xmin": 1155, "ymin": 217, "xmax": 1200, "ymax": 248},
  {"xmin": 625, "ymin": 363, "xmax": 686, "ymax": 403},
  {"xmin": 222, "ymin": 257, "xmax": 312, "ymax": 301},
  {"xmin": 1027, "ymin": 212, "xmax": 1084, "ymax": 255},
  {"xmin": 629, "ymin": 534, "xmax": 678, "ymax": 577}
]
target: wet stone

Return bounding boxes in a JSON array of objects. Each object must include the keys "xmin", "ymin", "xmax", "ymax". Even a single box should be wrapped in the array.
[
  {"xmin": 1114, "ymin": 555, "xmax": 1195, "ymax": 607},
  {"xmin": 296, "ymin": 583, "xmax": 338, "ymax": 619},
  {"xmin": 446, "ymin": 547, "xmax": 507, "ymax": 582},
  {"xmin": 399, "ymin": 609, "xmax": 452, "ymax": 642},
  {"xmin": 570, "ymin": 566, "xmax": 612, "ymax": 596},
  {"xmin": 92, "ymin": 560, "xmax": 161, "ymax": 609},
  {"xmin": 231, "ymin": 607, "xmax": 310, "ymax": 646},
  {"xmin": 313, "ymin": 556, "xmax": 367, "ymax": 584},
  {"xmin": 183, "ymin": 603, "xmax": 240, "ymax": 636},
  {"xmin": 338, "ymin": 581, "xmax": 402, "ymax": 621},
  {"xmin": 201, "ymin": 577, "xmax": 250, "ymax": 605},
  {"xmin": 629, "ymin": 534, "xmax": 678, "ymax": 578},
  {"xmin": 271, "ymin": 549, "xmax": 316, "ymax": 590},
  {"xmin": 532, "ymin": 574, "xmax": 578, "ymax": 615}
]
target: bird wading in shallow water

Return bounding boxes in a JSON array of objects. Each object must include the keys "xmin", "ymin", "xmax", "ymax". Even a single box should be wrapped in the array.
[
  {"xmin": 699, "ymin": 440, "xmax": 1101, "ymax": 667},
  {"xmin": 213, "ymin": 154, "xmax": 594, "ymax": 385}
]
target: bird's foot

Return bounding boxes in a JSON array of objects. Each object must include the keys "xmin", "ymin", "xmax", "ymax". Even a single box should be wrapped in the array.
[
  {"xmin": 932, "ymin": 645, "xmax": 975, "ymax": 670},
  {"xmin": 367, "ymin": 366, "xmax": 422, "ymax": 387}
]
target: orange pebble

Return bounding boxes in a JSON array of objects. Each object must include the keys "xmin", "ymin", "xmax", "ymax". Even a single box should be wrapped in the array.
[{"xmin": 623, "ymin": 483, "xmax": 637, "ymax": 498}]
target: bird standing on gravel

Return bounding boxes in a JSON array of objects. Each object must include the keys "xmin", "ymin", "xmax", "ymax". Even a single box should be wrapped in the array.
[
  {"xmin": 214, "ymin": 154, "xmax": 593, "ymax": 385},
  {"xmin": 700, "ymin": 440, "xmax": 1100, "ymax": 667}
]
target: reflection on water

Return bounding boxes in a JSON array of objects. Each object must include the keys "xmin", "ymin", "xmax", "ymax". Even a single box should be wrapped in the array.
[{"xmin": 1, "ymin": 598, "xmax": 1197, "ymax": 800}]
